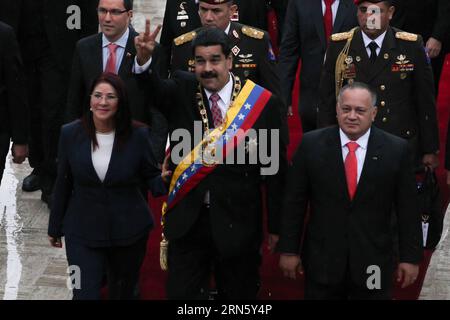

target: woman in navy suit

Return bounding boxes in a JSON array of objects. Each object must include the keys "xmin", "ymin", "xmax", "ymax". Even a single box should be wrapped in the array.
[{"xmin": 48, "ymin": 73, "xmax": 168, "ymax": 300}]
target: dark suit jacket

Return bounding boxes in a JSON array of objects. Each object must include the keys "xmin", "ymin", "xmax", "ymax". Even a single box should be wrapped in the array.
[
  {"xmin": 65, "ymin": 27, "xmax": 169, "ymax": 164},
  {"xmin": 145, "ymin": 68, "xmax": 287, "ymax": 258},
  {"xmin": 278, "ymin": 126, "xmax": 423, "ymax": 287},
  {"xmin": 66, "ymin": 27, "xmax": 153, "ymax": 123},
  {"xmin": 48, "ymin": 120, "xmax": 166, "ymax": 247},
  {"xmin": 278, "ymin": 0, "xmax": 357, "ymax": 124},
  {"xmin": 318, "ymin": 27, "xmax": 439, "ymax": 158},
  {"xmin": 0, "ymin": 0, "xmax": 99, "ymax": 75},
  {"xmin": 391, "ymin": 0, "xmax": 450, "ymax": 47},
  {"xmin": 0, "ymin": 22, "xmax": 28, "ymax": 144}
]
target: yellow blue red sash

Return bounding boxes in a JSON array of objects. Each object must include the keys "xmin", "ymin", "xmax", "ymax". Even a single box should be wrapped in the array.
[{"xmin": 162, "ymin": 80, "xmax": 272, "ymax": 215}]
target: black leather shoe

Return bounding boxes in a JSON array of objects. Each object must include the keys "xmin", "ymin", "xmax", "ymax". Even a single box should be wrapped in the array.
[{"xmin": 22, "ymin": 173, "xmax": 41, "ymax": 192}]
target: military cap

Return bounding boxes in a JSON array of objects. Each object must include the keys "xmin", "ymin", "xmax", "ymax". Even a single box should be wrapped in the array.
[
  {"xmin": 198, "ymin": 0, "xmax": 233, "ymax": 4},
  {"xmin": 354, "ymin": 0, "xmax": 392, "ymax": 5}
]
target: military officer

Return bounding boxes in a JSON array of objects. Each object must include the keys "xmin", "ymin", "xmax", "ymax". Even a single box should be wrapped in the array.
[
  {"xmin": 159, "ymin": 0, "xmax": 202, "ymax": 77},
  {"xmin": 169, "ymin": 0, "xmax": 281, "ymax": 98},
  {"xmin": 317, "ymin": 0, "xmax": 439, "ymax": 168}
]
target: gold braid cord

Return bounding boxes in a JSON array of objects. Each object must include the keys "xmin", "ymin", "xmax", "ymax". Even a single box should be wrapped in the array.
[
  {"xmin": 335, "ymin": 27, "xmax": 358, "ymax": 99},
  {"xmin": 160, "ymin": 203, "xmax": 169, "ymax": 271},
  {"xmin": 159, "ymin": 75, "xmax": 241, "ymax": 271},
  {"xmin": 160, "ymin": 233, "xmax": 169, "ymax": 271}
]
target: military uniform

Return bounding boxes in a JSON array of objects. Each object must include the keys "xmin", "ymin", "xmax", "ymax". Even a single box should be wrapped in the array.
[
  {"xmin": 171, "ymin": 22, "xmax": 281, "ymax": 97},
  {"xmin": 318, "ymin": 26, "xmax": 439, "ymax": 159},
  {"xmin": 159, "ymin": 0, "xmax": 202, "ymax": 77}
]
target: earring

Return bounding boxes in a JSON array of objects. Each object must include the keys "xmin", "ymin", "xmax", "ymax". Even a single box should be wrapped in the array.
[{"xmin": 90, "ymin": 107, "xmax": 93, "ymax": 111}]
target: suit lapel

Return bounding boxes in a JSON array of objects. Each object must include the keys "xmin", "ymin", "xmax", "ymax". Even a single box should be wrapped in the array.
[
  {"xmin": 352, "ymin": 128, "xmax": 383, "ymax": 203},
  {"xmin": 118, "ymin": 27, "xmax": 137, "ymax": 77},
  {"xmin": 92, "ymin": 35, "xmax": 104, "ymax": 77},
  {"xmin": 366, "ymin": 27, "xmax": 396, "ymax": 82},
  {"xmin": 323, "ymin": 127, "xmax": 349, "ymax": 201},
  {"xmin": 313, "ymin": 0, "xmax": 327, "ymax": 50},
  {"xmin": 101, "ymin": 136, "xmax": 118, "ymax": 184}
]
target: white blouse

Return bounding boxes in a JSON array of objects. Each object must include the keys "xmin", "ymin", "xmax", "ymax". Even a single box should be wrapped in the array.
[{"xmin": 92, "ymin": 131, "xmax": 115, "ymax": 182}]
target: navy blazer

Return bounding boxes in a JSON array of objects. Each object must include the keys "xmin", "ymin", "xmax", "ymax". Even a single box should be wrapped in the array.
[{"xmin": 48, "ymin": 120, "xmax": 166, "ymax": 247}]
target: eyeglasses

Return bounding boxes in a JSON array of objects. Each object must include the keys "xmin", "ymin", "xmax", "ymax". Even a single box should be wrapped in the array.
[
  {"xmin": 97, "ymin": 7, "xmax": 128, "ymax": 16},
  {"xmin": 91, "ymin": 93, "xmax": 118, "ymax": 102}
]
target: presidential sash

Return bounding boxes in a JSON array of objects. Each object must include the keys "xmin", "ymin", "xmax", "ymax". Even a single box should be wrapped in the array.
[{"xmin": 162, "ymin": 80, "xmax": 272, "ymax": 215}]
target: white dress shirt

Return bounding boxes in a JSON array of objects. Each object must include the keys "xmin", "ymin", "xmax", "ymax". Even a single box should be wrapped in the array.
[
  {"xmin": 361, "ymin": 30, "xmax": 387, "ymax": 58},
  {"xmin": 340, "ymin": 128, "xmax": 371, "ymax": 183},
  {"xmin": 102, "ymin": 28, "xmax": 130, "ymax": 73},
  {"xmin": 92, "ymin": 131, "xmax": 115, "ymax": 182},
  {"xmin": 322, "ymin": 0, "xmax": 340, "ymax": 24}
]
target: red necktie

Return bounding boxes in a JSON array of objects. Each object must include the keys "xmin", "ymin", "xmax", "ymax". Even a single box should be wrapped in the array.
[
  {"xmin": 209, "ymin": 93, "xmax": 223, "ymax": 128},
  {"xmin": 105, "ymin": 43, "xmax": 118, "ymax": 74},
  {"xmin": 345, "ymin": 141, "xmax": 359, "ymax": 200},
  {"xmin": 324, "ymin": 0, "xmax": 335, "ymax": 43}
]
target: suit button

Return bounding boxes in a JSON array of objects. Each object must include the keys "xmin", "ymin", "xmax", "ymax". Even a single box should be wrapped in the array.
[
  {"xmin": 380, "ymin": 85, "xmax": 386, "ymax": 91},
  {"xmin": 382, "ymin": 117, "xmax": 388, "ymax": 123},
  {"xmin": 406, "ymin": 130, "xmax": 411, "ymax": 136},
  {"xmin": 229, "ymin": 224, "xmax": 233, "ymax": 228},
  {"xmin": 380, "ymin": 101, "xmax": 386, "ymax": 107}
]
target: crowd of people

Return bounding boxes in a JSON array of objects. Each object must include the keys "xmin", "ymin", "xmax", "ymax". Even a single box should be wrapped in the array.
[{"xmin": 0, "ymin": 0, "xmax": 449, "ymax": 300}]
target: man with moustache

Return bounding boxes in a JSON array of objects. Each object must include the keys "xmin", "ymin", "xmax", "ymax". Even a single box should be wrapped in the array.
[
  {"xmin": 169, "ymin": 0, "xmax": 280, "ymax": 98},
  {"xmin": 135, "ymin": 24, "xmax": 286, "ymax": 299}
]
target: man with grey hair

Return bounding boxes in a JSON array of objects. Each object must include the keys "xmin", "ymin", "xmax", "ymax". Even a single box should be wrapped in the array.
[{"xmin": 279, "ymin": 82, "xmax": 423, "ymax": 299}]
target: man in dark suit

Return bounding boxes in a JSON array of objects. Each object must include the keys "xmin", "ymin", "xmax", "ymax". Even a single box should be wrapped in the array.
[
  {"xmin": 135, "ymin": 25, "xmax": 286, "ymax": 299},
  {"xmin": 66, "ymin": 0, "xmax": 167, "ymax": 163},
  {"xmin": 279, "ymin": 82, "xmax": 422, "ymax": 299},
  {"xmin": 278, "ymin": 0, "xmax": 358, "ymax": 132},
  {"xmin": 0, "ymin": 22, "xmax": 29, "ymax": 185},
  {"xmin": 391, "ymin": 0, "xmax": 450, "ymax": 95},
  {"xmin": 0, "ymin": 0, "xmax": 99, "ymax": 204},
  {"xmin": 318, "ymin": 0, "xmax": 439, "ymax": 169}
]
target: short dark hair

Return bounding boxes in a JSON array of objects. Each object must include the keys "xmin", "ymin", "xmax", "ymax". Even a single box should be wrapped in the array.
[
  {"xmin": 191, "ymin": 27, "xmax": 231, "ymax": 57},
  {"xmin": 123, "ymin": 0, "xmax": 133, "ymax": 11},
  {"xmin": 338, "ymin": 81, "xmax": 377, "ymax": 106},
  {"xmin": 82, "ymin": 72, "xmax": 133, "ymax": 149}
]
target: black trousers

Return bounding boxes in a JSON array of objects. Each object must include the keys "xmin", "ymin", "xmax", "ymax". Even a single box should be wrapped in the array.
[
  {"xmin": 65, "ymin": 234, "xmax": 149, "ymax": 300},
  {"xmin": 304, "ymin": 260, "xmax": 393, "ymax": 300},
  {"xmin": 24, "ymin": 48, "xmax": 66, "ymax": 194},
  {"xmin": 166, "ymin": 205, "xmax": 261, "ymax": 300},
  {"xmin": 0, "ymin": 132, "xmax": 10, "ymax": 184}
]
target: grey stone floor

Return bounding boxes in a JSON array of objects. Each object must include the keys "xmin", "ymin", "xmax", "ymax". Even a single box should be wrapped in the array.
[{"xmin": 2, "ymin": 0, "xmax": 450, "ymax": 300}]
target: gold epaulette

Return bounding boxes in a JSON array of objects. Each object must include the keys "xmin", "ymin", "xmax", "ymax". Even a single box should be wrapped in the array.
[
  {"xmin": 174, "ymin": 31, "xmax": 197, "ymax": 46},
  {"xmin": 395, "ymin": 31, "xmax": 418, "ymax": 42},
  {"xmin": 241, "ymin": 26, "xmax": 264, "ymax": 40},
  {"xmin": 331, "ymin": 31, "xmax": 353, "ymax": 41}
]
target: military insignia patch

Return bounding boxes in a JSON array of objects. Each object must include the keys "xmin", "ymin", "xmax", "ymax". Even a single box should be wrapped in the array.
[{"xmin": 231, "ymin": 46, "xmax": 240, "ymax": 56}]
